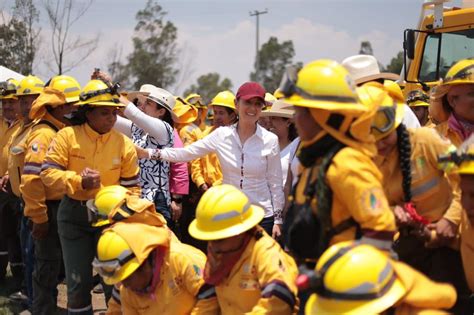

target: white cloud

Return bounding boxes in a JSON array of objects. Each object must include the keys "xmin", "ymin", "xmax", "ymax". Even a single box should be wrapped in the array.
[{"xmin": 176, "ymin": 17, "xmax": 402, "ymax": 94}]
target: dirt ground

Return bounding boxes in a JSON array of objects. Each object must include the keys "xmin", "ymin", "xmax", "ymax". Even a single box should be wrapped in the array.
[{"xmin": 0, "ymin": 266, "xmax": 107, "ymax": 315}]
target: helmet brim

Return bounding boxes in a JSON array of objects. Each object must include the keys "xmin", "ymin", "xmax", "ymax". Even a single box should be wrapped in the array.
[
  {"xmin": 284, "ymin": 95, "xmax": 365, "ymax": 113},
  {"xmin": 101, "ymin": 259, "xmax": 142, "ymax": 285},
  {"xmin": 188, "ymin": 205, "xmax": 265, "ymax": 241},
  {"xmin": 305, "ymin": 277, "xmax": 406, "ymax": 315},
  {"xmin": 76, "ymin": 101, "xmax": 126, "ymax": 107}
]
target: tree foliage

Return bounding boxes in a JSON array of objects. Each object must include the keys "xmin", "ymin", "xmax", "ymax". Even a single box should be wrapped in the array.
[
  {"xmin": 184, "ymin": 73, "xmax": 232, "ymax": 104},
  {"xmin": 386, "ymin": 51, "xmax": 403, "ymax": 75},
  {"xmin": 111, "ymin": 0, "xmax": 179, "ymax": 90},
  {"xmin": 250, "ymin": 36, "xmax": 299, "ymax": 93},
  {"xmin": 0, "ymin": 0, "xmax": 39, "ymax": 75}
]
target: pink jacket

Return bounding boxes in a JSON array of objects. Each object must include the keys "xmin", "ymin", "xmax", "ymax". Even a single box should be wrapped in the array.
[{"xmin": 169, "ymin": 129, "xmax": 189, "ymax": 195}]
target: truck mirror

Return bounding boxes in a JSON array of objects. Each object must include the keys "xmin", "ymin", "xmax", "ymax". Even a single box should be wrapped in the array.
[{"xmin": 405, "ymin": 29, "xmax": 416, "ymax": 60}]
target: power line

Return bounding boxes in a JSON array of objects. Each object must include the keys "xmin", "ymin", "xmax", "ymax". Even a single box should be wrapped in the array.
[{"xmin": 249, "ymin": 9, "xmax": 268, "ymax": 81}]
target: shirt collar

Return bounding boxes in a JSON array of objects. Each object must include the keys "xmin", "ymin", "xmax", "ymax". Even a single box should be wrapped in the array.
[
  {"xmin": 83, "ymin": 122, "xmax": 111, "ymax": 142},
  {"xmin": 41, "ymin": 112, "xmax": 67, "ymax": 130},
  {"xmin": 227, "ymin": 122, "xmax": 265, "ymax": 140}
]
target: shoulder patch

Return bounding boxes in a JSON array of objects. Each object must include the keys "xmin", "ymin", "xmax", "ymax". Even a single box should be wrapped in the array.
[{"xmin": 360, "ymin": 187, "xmax": 386, "ymax": 213}]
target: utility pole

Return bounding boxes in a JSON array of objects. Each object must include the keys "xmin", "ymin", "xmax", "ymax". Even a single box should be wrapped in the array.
[{"xmin": 249, "ymin": 9, "xmax": 268, "ymax": 82}]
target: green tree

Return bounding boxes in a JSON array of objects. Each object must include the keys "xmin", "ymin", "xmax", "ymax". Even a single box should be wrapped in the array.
[
  {"xmin": 250, "ymin": 36, "xmax": 299, "ymax": 93},
  {"xmin": 386, "ymin": 51, "xmax": 403, "ymax": 75},
  {"xmin": 120, "ymin": 0, "xmax": 179, "ymax": 89},
  {"xmin": 184, "ymin": 73, "xmax": 232, "ymax": 104},
  {"xmin": 0, "ymin": 0, "xmax": 40, "ymax": 75}
]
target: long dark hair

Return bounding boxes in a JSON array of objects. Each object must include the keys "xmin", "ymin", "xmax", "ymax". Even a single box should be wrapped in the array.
[
  {"xmin": 156, "ymin": 104, "xmax": 174, "ymax": 128},
  {"xmin": 396, "ymin": 123, "xmax": 412, "ymax": 202},
  {"xmin": 69, "ymin": 105, "xmax": 93, "ymax": 126}
]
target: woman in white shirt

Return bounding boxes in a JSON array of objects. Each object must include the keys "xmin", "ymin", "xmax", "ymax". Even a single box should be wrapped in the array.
[{"xmin": 149, "ymin": 82, "xmax": 284, "ymax": 238}]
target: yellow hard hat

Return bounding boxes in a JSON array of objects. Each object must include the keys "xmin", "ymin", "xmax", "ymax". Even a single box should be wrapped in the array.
[
  {"xmin": 185, "ymin": 93, "xmax": 207, "ymax": 109},
  {"xmin": 94, "ymin": 222, "xmax": 170, "ymax": 285},
  {"xmin": 77, "ymin": 80, "xmax": 123, "ymax": 107},
  {"xmin": 48, "ymin": 75, "xmax": 81, "ymax": 103},
  {"xmin": 279, "ymin": 59, "xmax": 363, "ymax": 113},
  {"xmin": 88, "ymin": 185, "xmax": 130, "ymax": 223},
  {"xmin": 357, "ymin": 83, "xmax": 405, "ymax": 140},
  {"xmin": 442, "ymin": 58, "xmax": 474, "ymax": 86},
  {"xmin": 265, "ymin": 92, "xmax": 276, "ymax": 106},
  {"xmin": 16, "ymin": 75, "xmax": 44, "ymax": 96},
  {"xmin": 438, "ymin": 136, "xmax": 474, "ymax": 175},
  {"xmin": 0, "ymin": 78, "xmax": 19, "ymax": 100},
  {"xmin": 406, "ymin": 89, "xmax": 429, "ymax": 107},
  {"xmin": 273, "ymin": 88, "xmax": 284, "ymax": 99},
  {"xmin": 94, "ymin": 229, "xmax": 141, "ymax": 285},
  {"xmin": 173, "ymin": 96, "xmax": 198, "ymax": 124},
  {"xmin": 210, "ymin": 90, "xmax": 236, "ymax": 110},
  {"xmin": 305, "ymin": 241, "xmax": 406, "ymax": 315},
  {"xmin": 188, "ymin": 184, "xmax": 265, "ymax": 240}
]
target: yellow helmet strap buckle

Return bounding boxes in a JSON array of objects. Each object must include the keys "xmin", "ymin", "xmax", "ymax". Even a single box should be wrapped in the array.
[
  {"xmin": 93, "ymin": 249, "xmax": 135, "ymax": 278},
  {"xmin": 79, "ymin": 82, "xmax": 121, "ymax": 102}
]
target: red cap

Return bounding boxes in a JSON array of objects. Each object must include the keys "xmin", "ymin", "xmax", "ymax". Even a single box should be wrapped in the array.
[{"xmin": 236, "ymin": 82, "xmax": 266, "ymax": 101}]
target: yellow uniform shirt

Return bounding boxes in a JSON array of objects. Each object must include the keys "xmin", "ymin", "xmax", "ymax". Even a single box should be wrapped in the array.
[
  {"xmin": 178, "ymin": 123, "xmax": 201, "ymax": 147},
  {"xmin": 190, "ymin": 126, "xmax": 222, "ymax": 188},
  {"xmin": 120, "ymin": 242, "xmax": 218, "ymax": 315},
  {"xmin": 0, "ymin": 119, "xmax": 20, "ymax": 177},
  {"xmin": 435, "ymin": 121, "xmax": 463, "ymax": 148},
  {"xmin": 215, "ymin": 229, "xmax": 298, "ymax": 315},
  {"xmin": 294, "ymin": 147, "xmax": 396, "ymax": 249},
  {"xmin": 41, "ymin": 123, "xmax": 140, "ymax": 201},
  {"xmin": 20, "ymin": 113, "xmax": 66, "ymax": 224},
  {"xmin": 375, "ymin": 128, "xmax": 462, "ymax": 225},
  {"xmin": 7, "ymin": 120, "xmax": 36, "ymax": 197}
]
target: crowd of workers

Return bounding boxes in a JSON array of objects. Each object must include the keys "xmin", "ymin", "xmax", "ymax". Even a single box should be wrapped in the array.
[{"xmin": 0, "ymin": 53, "xmax": 473, "ymax": 315}]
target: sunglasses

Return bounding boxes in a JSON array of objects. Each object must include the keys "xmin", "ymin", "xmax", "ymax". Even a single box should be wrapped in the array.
[{"xmin": 92, "ymin": 250, "xmax": 135, "ymax": 278}]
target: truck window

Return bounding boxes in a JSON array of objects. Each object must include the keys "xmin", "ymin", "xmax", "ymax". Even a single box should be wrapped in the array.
[{"xmin": 419, "ymin": 29, "xmax": 474, "ymax": 82}]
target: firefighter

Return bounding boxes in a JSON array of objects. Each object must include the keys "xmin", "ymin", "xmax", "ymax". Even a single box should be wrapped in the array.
[
  {"xmin": 304, "ymin": 241, "xmax": 457, "ymax": 314},
  {"xmin": 279, "ymin": 60, "xmax": 396, "ymax": 261},
  {"xmin": 359, "ymin": 83, "xmax": 469, "ymax": 311},
  {"xmin": 40, "ymin": 79, "xmax": 140, "ymax": 315},
  {"xmin": 431, "ymin": 58, "xmax": 474, "ymax": 147},
  {"xmin": 93, "ymin": 222, "xmax": 218, "ymax": 314},
  {"xmin": 189, "ymin": 184, "xmax": 299, "ymax": 314},
  {"xmin": 406, "ymin": 89, "xmax": 433, "ymax": 127},
  {"xmin": 185, "ymin": 93, "xmax": 208, "ymax": 130},
  {"xmin": 0, "ymin": 78, "xmax": 22, "ymax": 284},
  {"xmin": 173, "ymin": 96, "xmax": 199, "ymax": 146},
  {"xmin": 4, "ymin": 75, "xmax": 44, "ymax": 305},
  {"xmin": 20, "ymin": 75, "xmax": 81, "ymax": 314}
]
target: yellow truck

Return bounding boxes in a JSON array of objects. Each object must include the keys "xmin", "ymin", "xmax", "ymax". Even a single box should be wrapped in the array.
[{"xmin": 403, "ymin": 0, "xmax": 474, "ymax": 96}]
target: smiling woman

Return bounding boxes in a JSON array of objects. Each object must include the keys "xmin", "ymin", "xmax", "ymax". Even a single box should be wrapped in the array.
[{"xmin": 148, "ymin": 82, "xmax": 285, "ymax": 239}]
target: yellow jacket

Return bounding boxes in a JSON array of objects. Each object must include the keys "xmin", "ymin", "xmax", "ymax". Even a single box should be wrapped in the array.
[
  {"xmin": 20, "ymin": 113, "xmax": 66, "ymax": 223},
  {"xmin": 460, "ymin": 212, "xmax": 474, "ymax": 292},
  {"xmin": 40, "ymin": 123, "xmax": 140, "ymax": 201},
  {"xmin": 215, "ymin": 229, "xmax": 299, "ymax": 315},
  {"xmin": 7, "ymin": 120, "xmax": 36, "ymax": 197},
  {"xmin": 294, "ymin": 147, "xmax": 396, "ymax": 249},
  {"xmin": 178, "ymin": 123, "xmax": 201, "ymax": 147},
  {"xmin": 190, "ymin": 126, "xmax": 222, "ymax": 188},
  {"xmin": 391, "ymin": 261, "xmax": 456, "ymax": 314},
  {"xmin": 435, "ymin": 121, "xmax": 463, "ymax": 148},
  {"xmin": 375, "ymin": 128, "xmax": 462, "ymax": 225},
  {"xmin": 119, "ymin": 241, "xmax": 218, "ymax": 315},
  {"xmin": 0, "ymin": 119, "xmax": 20, "ymax": 177}
]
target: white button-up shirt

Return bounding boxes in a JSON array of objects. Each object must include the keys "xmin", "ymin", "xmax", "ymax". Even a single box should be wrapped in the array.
[{"xmin": 159, "ymin": 123, "xmax": 285, "ymax": 223}]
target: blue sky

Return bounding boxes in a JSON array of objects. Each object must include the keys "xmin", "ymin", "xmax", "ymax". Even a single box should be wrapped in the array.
[{"xmin": 0, "ymin": 0, "xmax": 464, "ymax": 94}]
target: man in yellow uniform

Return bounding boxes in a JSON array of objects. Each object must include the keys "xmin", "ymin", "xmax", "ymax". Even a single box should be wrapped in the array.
[
  {"xmin": 189, "ymin": 184, "xmax": 299, "ymax": 314},
  {"xmin": 279, "ymin": 60, "xmax": 396, "ymax": 261},
  {"xmin": 303, "ymin": 241, "xmax": 457, "ymax": 314},
  {"xmin": 20, "ymin": 75, "xmax": 81, "ymax": 314},
  {"xmin": 406, "ymin": 89, "xmax": 434, "ymax": 127},
  {"xmin": 185, "ymin": 93, "xmax": 208, "ymax": 131},
  {"xmin": 93, "ymin": 222, "xmax": 218, "ymax": 314},
  {"xmin": 0, "ymin": 78, "xmax": 22, "ymax": 284},
  {"xmin": 5, "ymin": 75, "xmax": 44, "ymax": 305},
  {"xmin": 40, "ymin": 79, "xmax": 140, "ymax": 314},
  {"xmin": 173, "ymin": 96, "xmax": 199, "ymax": 146}
]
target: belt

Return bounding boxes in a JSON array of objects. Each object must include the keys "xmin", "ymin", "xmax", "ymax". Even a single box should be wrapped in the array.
[{"xmin": 65, "ymin": 195, "xmax": 89, "ymax": 207}]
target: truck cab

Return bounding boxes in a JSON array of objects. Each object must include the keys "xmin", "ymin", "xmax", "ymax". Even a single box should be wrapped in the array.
[{"xmin": 403, "ymin": 0, "xmax": 474, "ymax": 96}]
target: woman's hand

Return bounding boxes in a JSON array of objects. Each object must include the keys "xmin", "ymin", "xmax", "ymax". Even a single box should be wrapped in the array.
[{"xmin": 272, "ymin": 224, "xmax": 282, "ymax": 239}]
